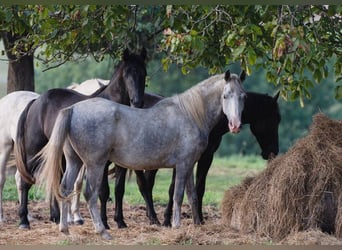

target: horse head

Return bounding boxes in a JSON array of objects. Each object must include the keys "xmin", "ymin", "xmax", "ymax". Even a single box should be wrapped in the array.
[
  {"xmin": 248, "ymin": 91, "xmax": 281, "ymax": 160},
  {"xmin": 222, "ymin": 70, "xmax": 247, "ymax": 134},
  {"xmin": 120, "ymin": 48, "xmax": 147, "ymax": 108}
]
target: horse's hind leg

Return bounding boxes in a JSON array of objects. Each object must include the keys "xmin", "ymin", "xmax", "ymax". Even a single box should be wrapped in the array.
[
  {"xmin": 99, "ymin": 161, "xmax": 110, "ymax": 229},
  {"xmin": 84, "ymin": 163, "xmax": 112, "ymax": 240},
  {"xmin": 70, "ymin": 165, "xmax": 85, "ymax": 225},
  {"xmin": 0, "ymin": 143, "xmax": 11, "ymax": 222},
  {"xmin": 59, "ymin": 146, "xmax": 83, "ymax": 234}
]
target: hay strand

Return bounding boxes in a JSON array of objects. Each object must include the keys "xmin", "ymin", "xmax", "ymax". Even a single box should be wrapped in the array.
[{"xmin": 221, "ymin": 113, "xmax": 342, "ymax": 240}]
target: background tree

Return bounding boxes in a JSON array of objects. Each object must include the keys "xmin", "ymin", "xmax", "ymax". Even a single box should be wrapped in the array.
[
  {"xmin": 0, "ymin": 5, "xmax": 341, "ymax": 100},
  {"xmin": 0, "ymin": 6, "xmax": 35, "ymax": 92}
]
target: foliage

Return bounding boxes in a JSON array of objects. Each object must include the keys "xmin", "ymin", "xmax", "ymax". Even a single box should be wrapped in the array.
[
  {"xmin": 0, "ymin": 5, "xmax": 341, "ymax": 101},
  {"xmin": 160, "ymin": 5, "xmax": 342, "ymax": 104}
]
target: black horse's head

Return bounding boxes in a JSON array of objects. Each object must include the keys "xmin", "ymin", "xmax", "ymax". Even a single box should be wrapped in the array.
[
  {"xmin": 120, "ymin": 48, "xmax": 147, "ymax": 108},
  {"xmin": 243, "ymin": 92, "xmax": 281, "ymax": 160}
]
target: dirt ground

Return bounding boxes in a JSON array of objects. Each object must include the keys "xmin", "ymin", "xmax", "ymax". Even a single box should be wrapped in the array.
[{"xmin": 1, "ymin": 200, "xmax": 342, "ymax": 245}]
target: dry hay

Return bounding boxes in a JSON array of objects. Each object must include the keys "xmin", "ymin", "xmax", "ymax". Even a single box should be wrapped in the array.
[
  {"xmin": 222, "ymin": 113, "xmax": 342, "ymax": 241},
  {"xmin": 0, "ymin": 201, "xmax": 275, "ymax": 245}
]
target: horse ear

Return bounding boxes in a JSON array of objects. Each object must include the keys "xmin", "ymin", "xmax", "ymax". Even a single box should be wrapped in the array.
[
  {"xmin": 141, "ymin": 47, "xmax": 147, "ymax": 61},
  {"xmin": 240, "ymin": 70, "xmax": 246, "ymax": 82},
  {"xmin": 123, "ymin": 48, "xmax": 130, "ymax": 60},
  {"xmin": 273, "ymin": 91, "xmax": 280, "ymax": 102},
  {"xmin": 224, "ymin": 70, "xmax": 231, "ymax": 81}
]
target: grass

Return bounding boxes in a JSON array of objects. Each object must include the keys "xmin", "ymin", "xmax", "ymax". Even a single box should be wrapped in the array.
[{"xmin": 3, "ymin": 155, "xmax": 267, "ymax": 208}]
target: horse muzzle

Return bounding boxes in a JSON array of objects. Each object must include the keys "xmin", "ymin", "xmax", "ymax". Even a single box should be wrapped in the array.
[{"xmin": 228, "ymin": 121, "xmax": 241, "ymax": 134}]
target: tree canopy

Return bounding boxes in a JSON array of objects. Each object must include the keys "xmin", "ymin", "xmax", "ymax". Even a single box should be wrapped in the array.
[{"xmin": 1, "ymin": 5, "xmax": 341, "ymax": 103}]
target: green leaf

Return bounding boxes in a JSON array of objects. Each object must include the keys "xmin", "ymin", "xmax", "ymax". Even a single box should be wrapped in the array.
[
  {"xmin": 232, "ymin": 44, "xmax": 246, "ymax": 59},
  {"xmin": 250, "ymin": 24, "xmax": 262, "ymax": 36},
  {"xmin": 334, "ymin": 85, "xmax": 342, "ymax": 100},
  {"xmin": 313, "ymin": 69, "xmax": 322, "ymax": 83},
  {"xmin": 247, "ymin": 47, "xmax": 257, "ymax": 65}
]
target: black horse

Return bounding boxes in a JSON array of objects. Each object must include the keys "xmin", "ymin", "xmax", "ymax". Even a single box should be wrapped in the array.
[
  {"xmin": 103, "ymin": 91, "xmax": 281, "ymax": 228},
  {"xmin": 14, "ymin": 48, "xmax": 147, "ymax": 229}
]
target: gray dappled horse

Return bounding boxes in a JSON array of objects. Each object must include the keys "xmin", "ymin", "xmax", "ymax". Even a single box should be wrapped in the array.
[{"xmin": 37, "ymin": 70, "xmax": 246, "ymax": 240}]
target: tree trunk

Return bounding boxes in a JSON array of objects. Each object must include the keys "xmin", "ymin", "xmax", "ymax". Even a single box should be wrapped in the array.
[{"xmin": 1, "ymin": 31, "xmax": 35, "ymax": 93}]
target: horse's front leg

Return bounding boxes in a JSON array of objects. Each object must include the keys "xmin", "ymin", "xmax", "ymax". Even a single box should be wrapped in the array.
[
  {"xmin": 196, "ymin": 130, "xmax": 224, "ymax": 223},
  {"xmin": 114, "ymin": 165, "xmax": 128, "ymax": 228},
  {"xmin": 185, "ymin": 169, "xmax": 200, "ymax": 225},
  {"xmin": 163, "ymin": 169, "xmax": 176, "ymax": 227},
  {"xmin": 172, "ymin": 164, "xmax": 193, "ymax": 229},
  {"xmin": 99, "ymin": 161, "xmax": 111, "ymax": 229},
  {"xmin": 135, "ymin": 169, "xmax": 160, "ymax": 225},
  {"xmin": 0, "ymin": 144, "xmax": 11, "ymax": 222},
  {"xmin": 195, "ymin": 150, "xmax": 215, "ymax": 223}
]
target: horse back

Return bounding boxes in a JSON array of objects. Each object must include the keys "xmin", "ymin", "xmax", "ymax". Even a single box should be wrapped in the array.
[{"xmin": 29, "ymin": 88, "xmax": 89, "ymax": 138}]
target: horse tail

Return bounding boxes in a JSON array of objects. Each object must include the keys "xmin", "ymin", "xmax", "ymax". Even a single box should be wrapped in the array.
[
  {"xmin": 14, "ymin": 99, "xmax": 36, "ymax": 184},
  {"xmin": 36, "ymin": 107, "xmax": 73, "ymax": 201}
]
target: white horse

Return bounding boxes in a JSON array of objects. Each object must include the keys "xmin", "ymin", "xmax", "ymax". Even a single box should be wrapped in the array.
[
  {"xmin": 0, "ymin": 91, "xmax": 39, "ymax": 222},
  {"xmin": 67, "ymin": 78, "xmax": 109, "ymax": 95},
  {"xmin": 0, "ymin": 78, "xmax": 109, "ymax": 223}
]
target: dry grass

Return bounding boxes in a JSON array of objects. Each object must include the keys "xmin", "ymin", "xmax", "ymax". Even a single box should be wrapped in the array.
[
  {"xmin": 222, "ymin": 113, "xmax": 342, "ymax": 241},
  {"xmin": 1, "ymin": 198, "xmax": 342, "ymax": 245}
]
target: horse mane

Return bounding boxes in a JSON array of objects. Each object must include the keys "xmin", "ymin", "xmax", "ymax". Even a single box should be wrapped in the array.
[{"xmin": 176, "ymin": 74, "xmax": 224, "ymax": 131}]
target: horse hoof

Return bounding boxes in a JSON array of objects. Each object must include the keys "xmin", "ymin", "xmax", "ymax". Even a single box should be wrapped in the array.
[
  {"xmin": 19, "ymin": 224, "xmax": 30, "ymax": 230},
  {"xmin": 60, "ymin": 228, "xmax": 70, "ymax": 235},
  {"xmin": 74, "ymin": 219, "xmax": 84, "ymax": 225},
  {"xmin": 162, "ymin": 221, "xmax": 171, "ymax": 227},
  {"xmin": 100, "ymin": 230, "xmax": 113, "ymax": 240},
  {"xmin": 117, "ymin": 222, "xmax": 127, "ymax": 229},
  {"xmin": 150, "ymin": 219, "xmax": 161, "ymax": 226}
]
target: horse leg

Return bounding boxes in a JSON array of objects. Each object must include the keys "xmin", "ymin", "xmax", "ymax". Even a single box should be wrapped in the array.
[
  {"xmin": 18, "ymin": 179, "xmax": 32, "ymax": 229},
  {"xmin": 0, "ymin": 143, "xmax": 11, "ymax": 222},
  {"xmin": 99, "ymin": 161, "xmax": 110, "ymax": 229},
  {"xmin": 84, "ymin": 164, "xmax": 112, "ymax": 240},
  {"xmin": 114, "ymin": 165, "xmax": 128, "ymax": 228},
  {"xmin": 135, "ymin": 169, "xmax": 160, "ymax": 225},
  {"xmin": 196, "ymin": 132, "xmax": 223, "ymax": 223},
  {"xmin": 172, "ymin": 164, "xmax": 193, "ymax": 229},
  {"xmin": 196, "ymin": 151, "xmax": 214, "ymax": 223},
  {"xmin": 49, "ymin": 194, "xmax": 60, "ymax": 224},
  {"xmin": 163, "ymin": 169, "xmax": 176, "ymax": 227},
  {"xmin": 185, "ymin": 169, "xmax": 200, "ymax": 225},
  {"xmin": 70, "ymin": 165, "xmax": 85, "ymax": 225},
  {"xmin": 58, "ymin": 143, "xmax": 83, "ymax": 234}
]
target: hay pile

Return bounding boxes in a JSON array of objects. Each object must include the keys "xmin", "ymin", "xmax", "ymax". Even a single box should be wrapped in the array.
[{"xmin": 222, "ymin": 113, "xmax": 342, "ymax": 241}]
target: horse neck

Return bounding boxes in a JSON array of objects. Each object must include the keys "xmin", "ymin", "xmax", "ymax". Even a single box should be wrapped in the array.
[
  {"xmin": 97, "ymin": 64, "xmax": 129, "ymax": 104},
  {"xmin": 178, "ymin": 76, "xmax": 225, "ymax": 133}
]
